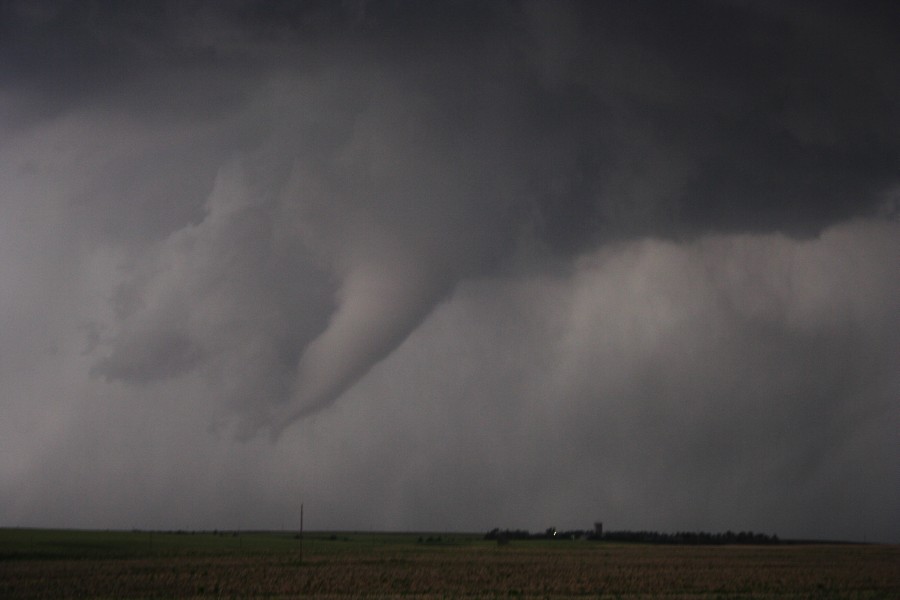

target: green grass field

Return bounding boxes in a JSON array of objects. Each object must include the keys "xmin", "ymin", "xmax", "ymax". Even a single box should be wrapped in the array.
[{"xmin": 1, "ymin": 528, "xmax": 898, "ymax": 598}]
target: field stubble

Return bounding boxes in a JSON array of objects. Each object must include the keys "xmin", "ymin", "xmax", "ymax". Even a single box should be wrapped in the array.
[{"xmin": 1, "ymin": 530, "xmax": 898, "ymax": 599}]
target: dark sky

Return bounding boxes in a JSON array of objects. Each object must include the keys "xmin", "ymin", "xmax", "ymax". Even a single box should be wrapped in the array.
[{"xmin": 1, "ymin": 0, "xmax": 898, "ymax": 542}]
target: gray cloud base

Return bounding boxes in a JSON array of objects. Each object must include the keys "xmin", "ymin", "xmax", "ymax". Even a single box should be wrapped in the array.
[{"xmin": 0, "ymin": 1, "xmax": 898, "ymax": 541}]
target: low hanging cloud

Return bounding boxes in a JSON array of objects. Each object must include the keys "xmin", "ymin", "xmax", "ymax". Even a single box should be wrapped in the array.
[
  {"xmin": 66, "ymin": 0, "xmax": 900, "ymax": 437},
  {"xmin": 0, "ymin": 1, "xmax": 898, "ymax": 540},
  {"xmin": 86, "ymin": 59, "xmax": 533, "ymax": 435}
]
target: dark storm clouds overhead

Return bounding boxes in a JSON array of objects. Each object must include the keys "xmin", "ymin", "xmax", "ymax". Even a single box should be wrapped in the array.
[{"xmin": 0, "ymin": 1, "xmax": 898, "ymax": 541}]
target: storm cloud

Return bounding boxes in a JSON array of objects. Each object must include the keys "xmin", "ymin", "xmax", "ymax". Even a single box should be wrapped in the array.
[{"xmin": 1, "ymin": 1, "xmax": 898, "ymax": 541}]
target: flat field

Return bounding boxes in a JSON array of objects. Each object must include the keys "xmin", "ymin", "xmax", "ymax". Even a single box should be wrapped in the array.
[{"xmin": 1, "ymin": 529, "xmax": 898, "ymax": 599}]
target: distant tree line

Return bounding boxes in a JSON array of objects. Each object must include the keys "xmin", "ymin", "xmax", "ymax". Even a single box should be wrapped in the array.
[
  {"xmin": 484, "ymin": 528, "xmax": 780, "ymax": 545},
  {"xmin": 600, "ymin": 530, "xmax": 779, "ymax": 545}
]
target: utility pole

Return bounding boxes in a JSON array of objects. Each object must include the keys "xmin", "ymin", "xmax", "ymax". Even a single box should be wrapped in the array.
[{"xmin": 299, "ymin": 502, "xmax": 304, "ymax": 565}]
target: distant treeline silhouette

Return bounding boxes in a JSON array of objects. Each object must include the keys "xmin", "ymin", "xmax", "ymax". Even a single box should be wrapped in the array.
[{"xmin": 484, "ymin": 528, "xmax": 779, "ymax": 545}]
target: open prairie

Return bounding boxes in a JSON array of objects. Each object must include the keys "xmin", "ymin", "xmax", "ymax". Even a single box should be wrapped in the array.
[{"xmin": 1, "ymin": 529, "xmax": 898, "ymax": 599}]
